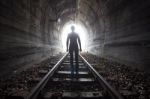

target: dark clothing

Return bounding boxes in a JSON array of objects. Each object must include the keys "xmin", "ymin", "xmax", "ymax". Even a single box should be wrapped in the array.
[
  {"xmin": 67, "ymin": 32, "xmax": 81, "ymax": 77},
  {"xmin": 68, "ymin": 33, "xmax": 79, "ymax": 52}
]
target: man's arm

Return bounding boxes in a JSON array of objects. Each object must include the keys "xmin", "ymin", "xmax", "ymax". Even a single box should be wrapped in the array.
[
  {"xmin": 66, "ymin": 34, "xmax": 69, "ymax": 52},
  {"xmin": 78, "ymin": 35, "xmax": 82, "ymax": 51}
]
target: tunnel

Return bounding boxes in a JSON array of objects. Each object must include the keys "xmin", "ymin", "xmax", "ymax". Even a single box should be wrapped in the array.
[{"xmin": 0, "ymin": 0, "xmax": 150, "ymax": 99}]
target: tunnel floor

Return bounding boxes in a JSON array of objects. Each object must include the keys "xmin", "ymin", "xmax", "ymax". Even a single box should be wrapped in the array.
[{"xmin": 0, "ymin": 53, "xmax": 150, "ymax": 99}]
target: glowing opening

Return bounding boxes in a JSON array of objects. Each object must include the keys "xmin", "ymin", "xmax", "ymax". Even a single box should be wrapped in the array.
[{"xmin": 61, "ymin": 23, "xmax": 87, "ymax": 52}]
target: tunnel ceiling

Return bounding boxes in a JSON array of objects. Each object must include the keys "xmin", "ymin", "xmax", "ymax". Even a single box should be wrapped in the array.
[
  {"xmin": 47, "ymin": 0, "xmax": 77, "ymax": 23},
  {"xmin": 46, "ymin": 0, "xmax": 102, "ymax": 30}
]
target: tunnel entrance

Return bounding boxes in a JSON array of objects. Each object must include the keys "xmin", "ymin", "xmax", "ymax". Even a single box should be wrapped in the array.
[{"xmin": 61, "ymin": 22, "xmax": 88, "ymax": 52}]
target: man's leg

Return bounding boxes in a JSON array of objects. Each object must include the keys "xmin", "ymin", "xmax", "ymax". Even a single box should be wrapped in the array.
[
  {"xmin": 75, "ymin": 49, "xmax": 79, "ymax": 76},
  {"xmin": 70, "ymin": 51, "xmax": 74, "ymax": 78}
]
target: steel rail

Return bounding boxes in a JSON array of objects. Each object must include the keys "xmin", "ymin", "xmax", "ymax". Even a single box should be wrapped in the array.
[
  {"xmin": 27, "ymin": 52, "xmax": 69, "ymax": 99},
  {"xmin": 79, "ymin": 54, "xmax": 124, "ymax": 99}
]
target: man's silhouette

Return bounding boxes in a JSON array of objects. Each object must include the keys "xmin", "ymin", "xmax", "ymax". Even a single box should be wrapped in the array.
[{"xmin": 66, "ymin": 26, "xmax": 82, "ymax": 78}]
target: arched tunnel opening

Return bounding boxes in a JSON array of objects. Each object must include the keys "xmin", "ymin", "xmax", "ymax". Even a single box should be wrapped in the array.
[
  {"xmin": 0, "ymin": 0, "xmax": 150, "ymax": 98},
  {"xmin": 61, "ymin": 22, "xmax": 88, "ymax": 51}
]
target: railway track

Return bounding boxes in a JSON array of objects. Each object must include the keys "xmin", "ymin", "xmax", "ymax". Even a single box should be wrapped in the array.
[{"xmin": 27, "ymin": 53, "xmax": 124, "ymax": 99}]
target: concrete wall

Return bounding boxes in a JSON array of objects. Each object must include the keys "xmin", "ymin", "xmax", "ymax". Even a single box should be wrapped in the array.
[
  {"xmin": 81, "ymin": 0, "xmax": 150, "ymax": 72},
  {"xmin": 102, "ymin": 0, "xmax": 150, "ymax": 71},
  {"xmin": 0, "ymin": 0, "xmax": 61, "ymax": 77}
]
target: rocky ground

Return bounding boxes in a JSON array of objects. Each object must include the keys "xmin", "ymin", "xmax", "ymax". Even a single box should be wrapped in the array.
[
  {"xmin": 0, "ymin": 52, "xmax": 150, "ymax": 99},
  {"xmin": 82, "ymin": 53, "xmax": 150, "ymax": 99},
  {"xmin": 0, "ymin": 53, "xmax": 63, "ymax": 99}
]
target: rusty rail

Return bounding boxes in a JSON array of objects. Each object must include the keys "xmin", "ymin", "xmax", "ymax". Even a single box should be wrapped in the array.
[
  {"xmin": 80, "ymin": 54, "xmax": 124, "ymax": 99},
  {"xmin": 27, "ymin": 53, "xmax": 69, "ymax": 99}
]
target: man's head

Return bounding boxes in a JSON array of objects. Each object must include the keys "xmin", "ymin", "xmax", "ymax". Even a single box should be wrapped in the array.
[{"xmin": 71, "ymin": 25, "xmax": 75, "ymax": 32}]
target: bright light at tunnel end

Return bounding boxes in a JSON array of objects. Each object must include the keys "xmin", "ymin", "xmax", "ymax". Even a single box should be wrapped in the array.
[{"xmin": 61, "ymin": 23, "xmax": 87, "ymax": 52}]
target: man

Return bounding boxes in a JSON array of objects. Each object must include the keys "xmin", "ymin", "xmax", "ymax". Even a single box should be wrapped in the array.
[{"xmin": 66, "ymin": 25, "xmax": 82, "ymax": 78}]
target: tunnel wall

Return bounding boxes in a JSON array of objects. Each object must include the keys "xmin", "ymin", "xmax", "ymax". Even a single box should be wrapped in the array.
[
  {"xmin": 0, "ymin": 0, "xmax": 61, "ymax": 77},
  {"xmin": 102, "ymin": 0, "xmax": 150, "ymax": 71}
]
